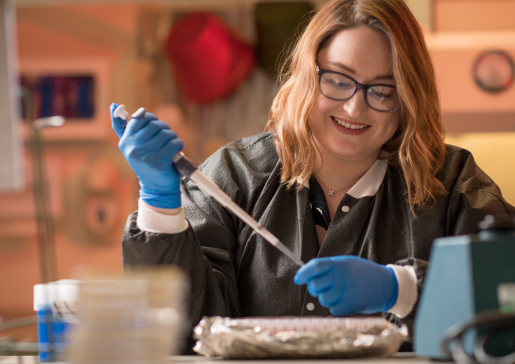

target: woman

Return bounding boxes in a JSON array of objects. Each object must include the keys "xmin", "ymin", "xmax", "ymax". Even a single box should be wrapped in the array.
[{"xmin": 111, "ymin": 0, "xmax": 514, "ymax": 352}]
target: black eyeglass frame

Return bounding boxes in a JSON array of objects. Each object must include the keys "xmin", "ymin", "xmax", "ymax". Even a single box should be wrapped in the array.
[{"xmin": 316, "ymin": 66, "xmax": 401, "ymax": 113}]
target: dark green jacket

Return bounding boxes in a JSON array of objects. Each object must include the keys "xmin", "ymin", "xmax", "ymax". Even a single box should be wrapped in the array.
[{"xmin": 121, "ymin": 132, "xmax": 514, "ymax": 352}]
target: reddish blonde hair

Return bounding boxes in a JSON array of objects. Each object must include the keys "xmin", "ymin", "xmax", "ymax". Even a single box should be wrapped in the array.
[{"xmin": 266, "ymin": 0, "xmax": 446, "ymax": 213}]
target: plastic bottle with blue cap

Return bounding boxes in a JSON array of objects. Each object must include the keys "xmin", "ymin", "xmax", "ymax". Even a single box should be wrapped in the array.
[{"xmin": 33, "ymin": 280, "xmax": 79, "ymax": 362}]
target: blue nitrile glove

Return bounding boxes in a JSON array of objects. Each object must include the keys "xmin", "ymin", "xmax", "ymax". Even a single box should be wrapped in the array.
[
  {"xmin": 294, "ymin": 255, "xmax": 398, "ymax": 316},
  {"xmin": 110, "ymin": 103, "xmax": 183, "ymax": 209}
]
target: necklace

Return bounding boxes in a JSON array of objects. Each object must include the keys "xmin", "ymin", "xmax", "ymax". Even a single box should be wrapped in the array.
[
  {"xmin": 327, "ymin": 187, "xmax": 348, "ymax": 196},
  {"xmin": 315, "ymin": 175, "xmax": 354, "ymax": 197}
]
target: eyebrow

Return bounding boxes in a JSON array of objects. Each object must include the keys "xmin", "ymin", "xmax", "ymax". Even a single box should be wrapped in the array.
[{"xmin": 327, "ymin": 61, "xmax": 395, "ymax": 81}]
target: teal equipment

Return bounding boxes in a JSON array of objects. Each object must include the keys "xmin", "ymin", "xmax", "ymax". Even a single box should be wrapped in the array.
[{"xmin": 414, "ymin": 215, "xmax": 515, "ymax": 360}]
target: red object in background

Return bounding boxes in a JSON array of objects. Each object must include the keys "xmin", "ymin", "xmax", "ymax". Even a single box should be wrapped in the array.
[{"xmin": 164, "ymin": 12, "xmax": 255, "ymax": 104}]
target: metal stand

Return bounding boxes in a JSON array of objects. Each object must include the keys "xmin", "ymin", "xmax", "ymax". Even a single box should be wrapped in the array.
[{"xmin": 22, "ymin": 87, "xmax": 64, "ymax": 284}]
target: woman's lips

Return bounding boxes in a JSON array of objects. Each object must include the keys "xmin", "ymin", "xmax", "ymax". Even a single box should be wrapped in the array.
[{"xmin": 331, "ymin": 116, "xmax": 370, "ymax": 135}]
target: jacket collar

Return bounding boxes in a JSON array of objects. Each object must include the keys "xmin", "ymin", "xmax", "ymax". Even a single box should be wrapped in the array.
[
  {"xmin": 347, "ymin": 159, "xmax": 388, "ymax": 198},
  {"xmin": 299, "ymin": 159, "xmax": 388, "ymax": 199}
]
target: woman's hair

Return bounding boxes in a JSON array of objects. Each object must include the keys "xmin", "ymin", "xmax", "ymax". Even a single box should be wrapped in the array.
[{"xmin": 266, "ymin": 0, "xmax": 447, "ymax": 214}]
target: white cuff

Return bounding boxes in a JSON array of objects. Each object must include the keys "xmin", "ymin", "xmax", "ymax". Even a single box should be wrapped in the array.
[
  {"xmin": 386, "ymin": 264, "xmax": 418, "ymax": 318},
  {"xmin": 136, "ymin": 199, "xmax": 189, "ymax": 234}
]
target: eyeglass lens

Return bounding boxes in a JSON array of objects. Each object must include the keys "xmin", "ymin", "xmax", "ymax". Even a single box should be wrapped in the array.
[{"xmin": 320, "ymin": 72, "xmax": 399, "ymax": 112}]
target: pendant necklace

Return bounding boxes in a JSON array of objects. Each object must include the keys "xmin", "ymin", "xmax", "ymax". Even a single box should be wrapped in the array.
[
  {"xmin": 327, "ymin": 187, "xmax": 348, "ymax": 196},
  {"xmin": 315, "ymin": 175, "xmax": 354, "ymax": 197}
]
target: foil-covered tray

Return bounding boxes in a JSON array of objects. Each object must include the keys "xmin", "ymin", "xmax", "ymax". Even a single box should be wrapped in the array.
[{"xmin": 193, "ymin": 316, "xmax": 408, "ymax": 359}]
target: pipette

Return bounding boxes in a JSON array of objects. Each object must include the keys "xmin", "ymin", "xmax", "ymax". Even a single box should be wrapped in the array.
[{"xmin": 113, "ymin": 105, "xmax": 304, "ymax": 267}]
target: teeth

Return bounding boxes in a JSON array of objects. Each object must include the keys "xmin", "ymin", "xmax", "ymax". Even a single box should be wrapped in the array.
[{"xmin": 334, "ymin": 117, "xmax": 368, "ymax": 130}]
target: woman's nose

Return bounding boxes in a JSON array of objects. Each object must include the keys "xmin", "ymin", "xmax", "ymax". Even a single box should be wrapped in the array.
[{"xmin": 342, "ymin": 89, "xmax": 368, "ymax": 117}]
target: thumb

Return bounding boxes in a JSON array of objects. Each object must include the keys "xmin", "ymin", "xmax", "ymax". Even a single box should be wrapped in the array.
[{"xmin": 110, "ymin": 103, "xmax": 126, "ymax": 139}]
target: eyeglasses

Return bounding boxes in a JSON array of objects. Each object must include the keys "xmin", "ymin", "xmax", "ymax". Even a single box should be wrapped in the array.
[{"xmin": 316, "ymin": 66, "xmax": 401, "ymax": 113}]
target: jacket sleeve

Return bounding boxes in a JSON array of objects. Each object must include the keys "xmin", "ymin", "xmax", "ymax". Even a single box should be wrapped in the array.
[
  {"xmin": 121, "ymin": 162, "xmax": 244, "ymax": 353},
  {"xmin": 383, "ymin": 257, "xmax": 428, "ymax": 350}
]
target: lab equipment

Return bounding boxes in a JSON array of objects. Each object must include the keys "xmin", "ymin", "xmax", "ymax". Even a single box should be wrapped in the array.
[
  {"xmin": 0, "ymin": 319, "xmax": 39, "ymax": 356},
  {"xmin": 112, "ymin": 104, "xmax": 304, "ymax": 267},
  {"xmin": 193, "ymin": 316, "xmax": 408, "ymax": 359},
  {"xmin": 499, "ymin": 282, "xmax": 515, "ymax": 313},
  {"xmin": 22, "ymin": 79, "xmax": 66, "ymax": 284},
  {"xmin": 414, "ymin": 215, "xmax": 515, "ymax": 361},
  {"xmin": 31, "ymin": 115, "xmax": 65, "ymax": 283},
  {"xmin": 66, "ymin": 268, "xmax": 187, "ymax": 364},
  {"xmin": 294, "ymin": 255, "xmax": 398, "ymax": 315},
  {"xmin": 33, "ymin": 279, "xmax": 79, "ymax": 362},
  {"xmin": 441, "ymin": 309, "xmax": 515, "ymax": 364}
]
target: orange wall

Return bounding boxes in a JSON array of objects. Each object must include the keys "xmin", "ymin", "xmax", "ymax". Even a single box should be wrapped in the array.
[
  {"xmin": 430, "ymin": 47, "xmax": 515, "ymax": 114},
  {"xmin": 0, "ymin": 5, "xmax": 139, "ymax": 338},
  {"xmin": 430, "ymin": 0, "xmax": 515, "ymax": 118},
  {"xmin": 435, "ymin": 0, "xmax": 515, "ymax": 32}
]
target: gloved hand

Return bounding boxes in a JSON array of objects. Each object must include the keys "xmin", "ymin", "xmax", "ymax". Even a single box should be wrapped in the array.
[
  {"xmin": 110, "ymin": 103, "xmax": 184, "ymax": 209},
  {"xmin": 294, "ymin": 255, "xmax": 398, "ymax": 316}
]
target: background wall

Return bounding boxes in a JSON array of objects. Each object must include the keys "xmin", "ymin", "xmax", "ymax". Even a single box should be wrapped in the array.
[
  {"xmin": 1, "ymin": 3, "xmax": 139, "ymax": 342},
  {"xmin": 430, "ymin": 0, "xmax": 515, "ymax": 204}
]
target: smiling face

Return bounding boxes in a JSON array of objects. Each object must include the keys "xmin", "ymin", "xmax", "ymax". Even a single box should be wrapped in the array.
[{"xmin": 308, "ymin": 25, "xmax": 400, "ymax": 165}]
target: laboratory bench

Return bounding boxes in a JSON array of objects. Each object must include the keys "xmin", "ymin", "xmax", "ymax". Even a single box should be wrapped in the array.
[{"xmin": 0, "ymin": 353, "xmax": 453, "ymax": 364}]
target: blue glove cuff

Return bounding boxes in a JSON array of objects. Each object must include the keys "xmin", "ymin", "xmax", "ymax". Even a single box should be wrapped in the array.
[
  {"xmin": 384, "ymin": 267, "xmax": 399, "ymax": 312},
  {"xmin": 139, "ymin": 186, "xmax": 181, "ymax": 209}
]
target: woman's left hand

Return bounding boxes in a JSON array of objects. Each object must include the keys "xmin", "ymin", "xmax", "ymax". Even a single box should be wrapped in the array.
[{"xmin": 294, "ymin": 255, "xmax": 398, "ymax": 316}]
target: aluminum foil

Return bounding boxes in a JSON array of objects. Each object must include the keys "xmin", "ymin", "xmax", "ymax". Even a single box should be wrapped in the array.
[{"xmin": 193, "ymin": 316, "xmax": 408, "ymax": 359}]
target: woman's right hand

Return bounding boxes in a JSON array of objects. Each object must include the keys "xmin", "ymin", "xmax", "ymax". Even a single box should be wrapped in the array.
[{"xmin": 110, "ymin": 103, "xmax": 184, "ymax": 209}]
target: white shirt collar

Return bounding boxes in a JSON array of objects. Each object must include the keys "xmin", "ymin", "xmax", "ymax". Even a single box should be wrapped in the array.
[
  {"xmin": 347, "ymin": 159, "xmax": 387, "ymax": 198},
  {"xmin": 298, "ymin": 159, "xmax": 388, "ymax": 198}
]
